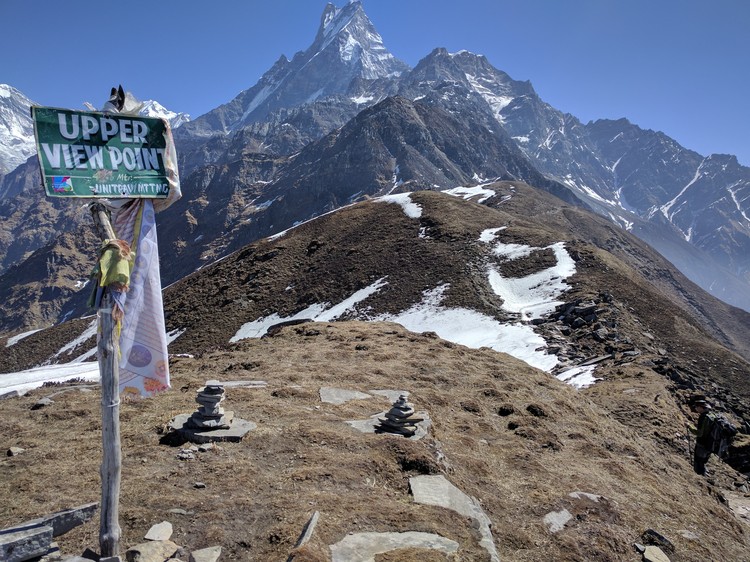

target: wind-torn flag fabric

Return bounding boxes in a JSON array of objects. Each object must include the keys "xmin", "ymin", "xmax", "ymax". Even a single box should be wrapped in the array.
[{"xmin": 110, "ymin": 199, "xmax": 170, "ymax": 397}]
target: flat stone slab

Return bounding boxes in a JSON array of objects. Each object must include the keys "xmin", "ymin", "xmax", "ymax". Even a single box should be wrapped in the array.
[
  {"xmin": 319, "ymin": 387, "xmax": 372, "ymax": 405},
  {"xmin": 410, "ymin": 475, "xmax": 499, "ymax": 562},
  {"xmin": 543, "ymin": 509, "xmax": 573, "ymax": 533},
  {"xmin": 329, "ymin": 531, "xmax": 458, "ymax": 562},
  {"xmin": 644, "ymin": 545, "xmax": 671, "ymax": 562},
  {"xmin": 346, "ymin": 410, "xmax": 431, "ymax": 440},
  {"xmin": 0, "ymin": 524, "xmax": 53, "ymax": 562},
  {"xmin": 3, "ymin": 502, "xmax": 98, "ymax": 538},
  {"xmin": 221, "ymin": 380, "xmax": 267, "ymax": 388},
  {"xmin": 168, "ymin": 414, "xmax": 256, "ymax": 444}
]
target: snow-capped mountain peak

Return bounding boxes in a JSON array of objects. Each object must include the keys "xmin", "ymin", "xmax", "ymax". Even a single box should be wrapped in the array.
[
  {"xmin": 0, "ymin": 84, "xmax": 36, "ymax": 176},
  {"xmin": 139, "ymin": 100, "xmax": 191, "ymax": 129},
  {"xmin": 181, "ymin": 1, "xmax": 409, "ymax": 136},
  {"xmin": 314, "ymin": 0, "xmax": 402, "ymax": 78}
]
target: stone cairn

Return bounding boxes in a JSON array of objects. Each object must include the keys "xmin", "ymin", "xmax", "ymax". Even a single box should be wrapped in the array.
[
  {"xmin": 376, "ymin": 394, "xmax": 424, "ymax": 437},
  {"xmin": 186, "ymin": 380, "xmax": 233, "ymax": 430}
]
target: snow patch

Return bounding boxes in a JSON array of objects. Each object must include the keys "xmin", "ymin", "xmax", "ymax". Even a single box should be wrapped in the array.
[
  {"xmin": 555, "ymin": 365, "xmax": 600, "ymax": 389},
  {"xmin": 443, "ymin": 184, "xmax": 496, "ymax": 204},
  {"xmin": 377, "ymin": 193, "xmax": 422, "ymax": 218},
  {"xmin": 478, "ymin": 227, "xmax": 507, "ymax": 243},
  {"xmin": 464, "ymin": 73, "xmax": 513, "ymax": 124},
  {"xmin": 485, "ymin": 242, "xmax": 576, "ymax": 321},
  {"xmin": 661, "ymin": 162, "xmax": 704, "ymax": 220},
  {"xmin": 0, "ymin": 363, "xmax": 100, "ymax": 396},
  {"xmin": 351, "ymin": 95, "xmax": 374, "ymax": 105},
  {"xmin": 54, "ymin": 319, "xmax": 97, "ymax": 359},
  {"xmin": 375, "ymin": 285, "xmax": 557, "ymax": 372},
  {"xmin": 167, "ymin": 329, "xmax": 185, "ymax": 345},
  {"xmin": 5, "ymin": 329, "xmax": 43, "ymax": 347},
  {"xmin": 231, "ymin": 278, "xmax": 388, "ymax": 342}
]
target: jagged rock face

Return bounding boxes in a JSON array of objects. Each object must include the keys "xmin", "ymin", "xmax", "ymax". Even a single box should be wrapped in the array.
[
  {"xmin": 0, "ymin": 84, "xmax": 36, "ymax": 177},
  {"xmin": 177, "ymin": 0, "xmax": 406, "ymax": 139},
  {"xmin": 0, "ymin": 158, "xmax": 91, "ymax": 275},
  {"xmin": 400, "ymin": 50, "xmax": 614, "ymax": 200},
  {"xmin": 160, "ymin": 96, "xmax": 571, "ymax": 286},
  {"xmin": 0, "ymin": 226, "xmax": 97, "ymax": 332},
  {"xmin": 586, "ymin": 119, "xmax": 750, "ymax": 284}
]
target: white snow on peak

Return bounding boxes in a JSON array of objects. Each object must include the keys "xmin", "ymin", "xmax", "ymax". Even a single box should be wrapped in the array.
[
  {"xmin": 351, "ymin": 95, "xmax": 375, "ymax": 105},
  {"xmin": 660, "ymin": 162, "xmax": 704, "ymax": 220},
  {"xmin": 240, "ymin": 82, "xmax": 280, "ymax": 124},
  {"xmin": 0, "ymin": 84, "xmax": 37, "ymax": 174},
  {"xmin": 318, "ymin": 3, "xmax": 403, "ymax": 79},
  {"xmin": 377, "ymin": 193, "xmax": 422, "ymax": 218},
  {"xmin": 139, "ymin": 100, "xmax": 191, "ymax": 129},
  {"xmin": 464, "ymin": 73, "xmax": 514, "ymax": 124},
  {"xmin": 727, "ymin": 182, "xmax": 750, "ymax": 223}
]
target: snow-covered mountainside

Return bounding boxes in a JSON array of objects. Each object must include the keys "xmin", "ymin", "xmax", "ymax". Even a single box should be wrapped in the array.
[{"xmin": 0, "ymin": 84, "xmax": 36, "ymax": 177}]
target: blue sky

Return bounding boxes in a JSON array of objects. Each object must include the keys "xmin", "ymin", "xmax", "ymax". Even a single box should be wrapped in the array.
[{"xmin": 3, "ymin": 0, "xmax": 749, "ymax": 165}]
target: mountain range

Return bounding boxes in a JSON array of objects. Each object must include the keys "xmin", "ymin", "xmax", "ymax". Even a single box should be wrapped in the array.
[
  {"xmin": 0, "ymin": 1, "xmax": 749, "ymax": 335},
  {"xmin": 2, "ymin": 180, "xmax": 750, "ymax": 560},
  {"xmin": 2, "ymin": 3, "xmax": 750, "ymax": 558}
]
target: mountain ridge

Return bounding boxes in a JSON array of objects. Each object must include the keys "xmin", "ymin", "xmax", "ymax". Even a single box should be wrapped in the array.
[{"xmin": 0, "ymin": 0, "xmax": 749, "ymax": 335}]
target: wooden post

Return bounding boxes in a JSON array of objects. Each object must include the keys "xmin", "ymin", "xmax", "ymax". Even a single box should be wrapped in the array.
[{"xmin": 90, "ymin": 202, "xmax": 122, "ymax": 558}]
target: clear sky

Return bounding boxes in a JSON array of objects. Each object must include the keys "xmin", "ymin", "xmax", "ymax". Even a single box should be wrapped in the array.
[{"xmin": 3, "ymin": 0, "xmax": 749, "ymax": 165}]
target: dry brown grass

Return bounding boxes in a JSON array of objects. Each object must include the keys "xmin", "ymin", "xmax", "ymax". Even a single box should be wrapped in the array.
[{"xmin": 1, "ymin": 321, "xmax": 749, "ymax": 561}]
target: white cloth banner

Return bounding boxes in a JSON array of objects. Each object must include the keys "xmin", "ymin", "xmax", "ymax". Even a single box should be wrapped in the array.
[{"xmin": 112, "ymin": 200, "xmax": 170, "ymax": 397}]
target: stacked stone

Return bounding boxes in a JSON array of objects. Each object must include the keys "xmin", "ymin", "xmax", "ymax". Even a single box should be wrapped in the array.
[
  {"xmin": 376, "ymin": 394, "xmax": 424, "ymax": 437},
  {"xmin": 187, "ymin": 381, "xmax": 234, "ymax": 430}
]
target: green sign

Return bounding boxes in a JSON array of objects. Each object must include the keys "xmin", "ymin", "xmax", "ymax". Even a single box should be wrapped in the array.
[{"xmin": 32, "ymin": 106, "xmax": 172, "ymax": 199}]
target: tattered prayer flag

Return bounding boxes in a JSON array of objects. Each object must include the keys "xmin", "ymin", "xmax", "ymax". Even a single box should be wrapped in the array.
[{"xmin": 110, "ymin": 200, "xmax": 170, "ymax": 397}]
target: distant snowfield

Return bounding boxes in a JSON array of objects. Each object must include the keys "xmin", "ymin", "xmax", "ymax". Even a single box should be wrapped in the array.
[{"xmin": 1, "ymin": 189, "xmax": 600, "ymax": 395}]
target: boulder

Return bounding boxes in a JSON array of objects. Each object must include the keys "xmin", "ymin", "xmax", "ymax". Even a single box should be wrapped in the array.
[
  {"xmin": 189, "ymin": 546, "xmax": 221, "ymax": 562},
  {"xmin": 643, "ymin": 545, "xmax": 671, "ymax": 562},
  {"xmin": 144, "ymin": 521, "xmax": 172, "ymax": 542},
  {"xmin": 125, "ymin": 540, "xmax": 179, "ymax": 562}
]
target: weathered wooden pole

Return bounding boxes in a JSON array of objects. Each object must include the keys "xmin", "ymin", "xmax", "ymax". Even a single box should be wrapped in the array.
[{"xmin": 90, "ymin": 202, "xmax": 122, "ymax": 558}]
